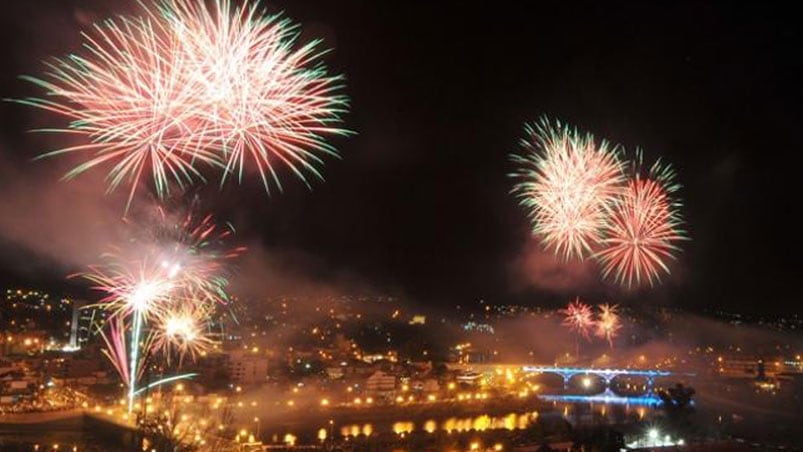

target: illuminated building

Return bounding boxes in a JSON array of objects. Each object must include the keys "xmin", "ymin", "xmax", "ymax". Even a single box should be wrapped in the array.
[
  {"xmin": 227, "ymin": 351, "xmax": 269, "ymax": 385},
  {"xmin": 366, "ymin": 370, "xmax": 396, "ymax": 393},
  {"xmin": 2, "ymin": 289, "xmax": 71, "ymax": 341},
  {"xmin": 409, "ymin": 315, "xmax": 426, "ymax": 325},
  {"xmin": 68, "ymin": 302, "xmax": 107, "ymax": 349}
]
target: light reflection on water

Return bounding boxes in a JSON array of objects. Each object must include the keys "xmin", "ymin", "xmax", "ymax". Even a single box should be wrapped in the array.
[
  {"xmin": 278, "ymin": 400, "xmax": 657, "ymax": 443},
  {"xmin": 340, "ymin": 423, "xmax": 374, "ymax": 437},
  {"xmin": 340, "ymin": 411, "xmax": 540, "ymax": 438},
  {"xmin": 540, "ymin": 393, "xmax": 663, "ymax": 407}
]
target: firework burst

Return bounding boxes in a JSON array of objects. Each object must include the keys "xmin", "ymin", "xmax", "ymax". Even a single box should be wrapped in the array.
[
  {"xmin": 561, "ymin": 298, "xmax": 594, "ymax": 340},
  {"xmin": 510, "ymin": 117, "xmax": 625, "ymax": 260},
  {"xmin": 595, "ymin": 155, "xmax": 686, "ymax": 288},
  {"xmin": 18, "ymin": 11, "xmax": 219, "ymax": 208},
  {"xmin": 164, "ymin": 0, "xmax": 351, "ymax": 192},
  {"xmin": 561, "ymin": 298, "xmax": 594, "ymax": 358},
  {"xmin": 82, "ymin": 255, "xmax": 177, "ymax": 320},
  {"xmin": 18, "ymin": 0, "xmax": 350, "ymax": 209},
  {"xmin": 153, "ymin": 297, "xmax": 216, "ymax": 366},
  {"xmin": 594, "ymin": 303, "xmax": 621, "ymax": 347},
  {"xmin": 136, "ymin": 200, "xmax": 246, "ymax": 305},
  {"xmin": 77, "ymin": 205, "xmax": 240, "ymax": 412}
]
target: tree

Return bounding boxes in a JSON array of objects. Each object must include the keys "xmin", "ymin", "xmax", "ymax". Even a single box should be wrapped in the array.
[{"xmin": 137, "ymin": 392, "xmax": 234, "ymax": 452}]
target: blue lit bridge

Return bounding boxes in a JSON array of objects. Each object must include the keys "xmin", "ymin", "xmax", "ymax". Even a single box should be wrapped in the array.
[
  {"xmin": 522, "ymin": 366, "xmax": 672, "ymax": 392},
  {"xmin": 522, "ymin": 366, "xmax": 675, "ymax": 406}
]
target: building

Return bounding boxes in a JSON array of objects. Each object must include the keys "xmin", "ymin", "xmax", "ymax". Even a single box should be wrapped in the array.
[
  {"xmin": 456, "ymin": 371, "xmax": 483, "ymax": 386},
  {"xmin": 227, "ymin": 351, "xmax": 269, "ymax": 385},
  {"xmin": 366, "ymin": 370, "xmax": 396, "ymax": 393},
  {"xmin": 409, "ymin": 315, "xmax": 426, "ymax": 325},
  {"xmin": 70, "ymin": 302, "xmax": 107, "ymax": 349},
  {"xmin": 0, "ymin": 331, "xmax": 48, "ymax": 356},
  {"xmin": 2, "ymin": 289, "xmax": 72, "ymax": 342}
]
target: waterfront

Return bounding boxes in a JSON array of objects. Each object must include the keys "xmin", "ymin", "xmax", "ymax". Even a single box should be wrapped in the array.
[{"xmin": 0, "ymin": 411, "xmax": 136, "ymax": 451}]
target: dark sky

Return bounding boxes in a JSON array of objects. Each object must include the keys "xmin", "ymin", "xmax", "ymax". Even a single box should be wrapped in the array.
[{"xmin": 1, "ymin": 1, "xmax": 801, "ymax": 314}]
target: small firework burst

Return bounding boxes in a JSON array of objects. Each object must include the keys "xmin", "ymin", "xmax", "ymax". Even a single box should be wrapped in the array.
[
  {"xmin": 561, "ymin": 298, "xmax": 595, "ymax": 340},
  {"xmin": 594, "ymin": 303, "xmax": 621, "ymax": 347},
  {"xmin": 153, "ymin": 297, "xmax": 216, "ymax": 365}
]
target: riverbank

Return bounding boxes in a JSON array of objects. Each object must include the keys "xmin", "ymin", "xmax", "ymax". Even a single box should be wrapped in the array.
[{"xmin": 0, "ymin": 410, "xmax": 137, "ymax": 451}]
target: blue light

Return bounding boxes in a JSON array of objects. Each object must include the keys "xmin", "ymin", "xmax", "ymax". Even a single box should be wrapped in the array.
[
  {"xmin": 521, "ymin": 366, "xmax": 672, "ymax": 378},
  {"xmin": 540, "ymin": 393, "xmax": 664, "ymax": 407}
]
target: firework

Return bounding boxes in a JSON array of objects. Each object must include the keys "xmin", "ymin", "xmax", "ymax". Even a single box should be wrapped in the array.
[
  {"xmin": 153, "ymin": 297, "xmax": 216, "ymax": 365},
  {"xmin": 97, "ymin": 316, "xmax": 136, "ymax": 387},
  {"xmin": 137, "ymin": 201, "xmax": 246, "ymax": 305},
  {"xmin": 511, "ymin": 117, "xmax": 625, "ymax": 260},
  {"xmin": 561, "ymin": 298, "xmax": 594, "ymax": 358},
  {"xmin": 82, "ymin": 254, "xmax": 181, "ymax": 412},
  {"xmin": 82, "ymin": 256, "xmax": 177, "ymax": 320},
  {"xmin": 78, "ymin": 206, "xmax": 240, "ymax": 412},
  {"xmin": 594, "ymin": 303, "xmax": 621, "ymax": 347},
  {"xmin": 18, "ymin": 11, "xmax": 219, "ymax": 209},
  {"xmin": 561, "ymin": 298, "xmax": 594, "ymax": 339},
  {"xmin": 164, "ymin": 0, "xmax": 351, "ymax": 192},
  {"xmin": 19, "ymin": 0, "xmax": 350, "ymax": 208},
  {"xmin": 595, "ymin": 156, "xmax": 686, "ymax": 288}
]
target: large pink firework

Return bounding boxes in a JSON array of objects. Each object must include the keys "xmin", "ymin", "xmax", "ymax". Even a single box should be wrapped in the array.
[
  {"xmin": 594, "ymin": 303, "xmax": 621, "ymax": 348},
  {"xmin": 511, "ymin": 117, "xmax": 625, "ymax": 260},
  {"xmin": 167, "ymin": 0, "xmax": 351, "ymax": 192},
  {"xmin": 19, "ymin": 0, "xmax": 350, "ymax": 209},
  {"xmin": 595, "ymin": 158, "xmax": 686, "ymax": 288},
  {"xmin": 20, "ymin": 10, "xmax": 219, "ymax": 208}
]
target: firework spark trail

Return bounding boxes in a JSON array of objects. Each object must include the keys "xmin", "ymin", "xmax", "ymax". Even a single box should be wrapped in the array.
[
  {"xmin": 128, "ymin": 308, "xmax": 144, "ymax": 412},
  {"xmin": 133, "ymin": 373, "xmax": 198, "ymax": 397},
  {"xmin": 98, "ymin": 316, "xmax": 130, "ymax": 385},
  {"xmin": 594, "ymin": 303, "xmax": 621, "ymax": 348},
  {"xmin": 510, "ymin": 117, "xmax": 625, "ymax": 260},
  {"xmin": 595, "ymin": 156, "xmax": 686, "ymax": 288},
  {"xmin": 17, "ymin": 0, "xmax": 350, "ymax": 209}
]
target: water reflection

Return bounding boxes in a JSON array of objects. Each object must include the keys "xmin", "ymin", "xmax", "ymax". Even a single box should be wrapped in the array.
[
  {"xmin": 340, "ymin": 423, "xmax": 374, "ymax": 437},
  {"xmin": 340, "ymin": 411, "xmax": 540, "ymax": 438},
  {"xmin": 541, "ymin": 393, "xmax": 663, "ymax": 407},
  {"xmin": 276, "ymin": 401, "xmax": 658, "ymax": 443},
  {"xmin": 392, "ymin": 421, "xmax": 414, "ymax": 435}
]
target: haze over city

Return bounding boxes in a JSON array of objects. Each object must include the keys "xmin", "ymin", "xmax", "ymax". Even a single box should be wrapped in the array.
[{"xmin": 0, "ymin": 1, "xmax": 800, "ymax": 451}]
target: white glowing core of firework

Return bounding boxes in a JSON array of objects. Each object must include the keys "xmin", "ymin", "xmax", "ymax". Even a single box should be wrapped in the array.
[
  {"xmin": 166, "ymin": 316, "xmax": 196, "ymax": 341},
  {"xmin": 129, "ymin": 281, "xmax": 160, "ymax": 312}
]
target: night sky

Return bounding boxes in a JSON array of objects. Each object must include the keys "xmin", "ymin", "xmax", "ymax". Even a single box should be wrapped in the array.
[{"xmin": 1, "ymin": 1, "xmax": 801, "ymax": 314}]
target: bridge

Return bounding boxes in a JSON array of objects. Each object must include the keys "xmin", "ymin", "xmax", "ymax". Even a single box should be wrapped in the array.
[{"xmin": 521, "ymin": 366, "xmax": 672, "ymax": 393}]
